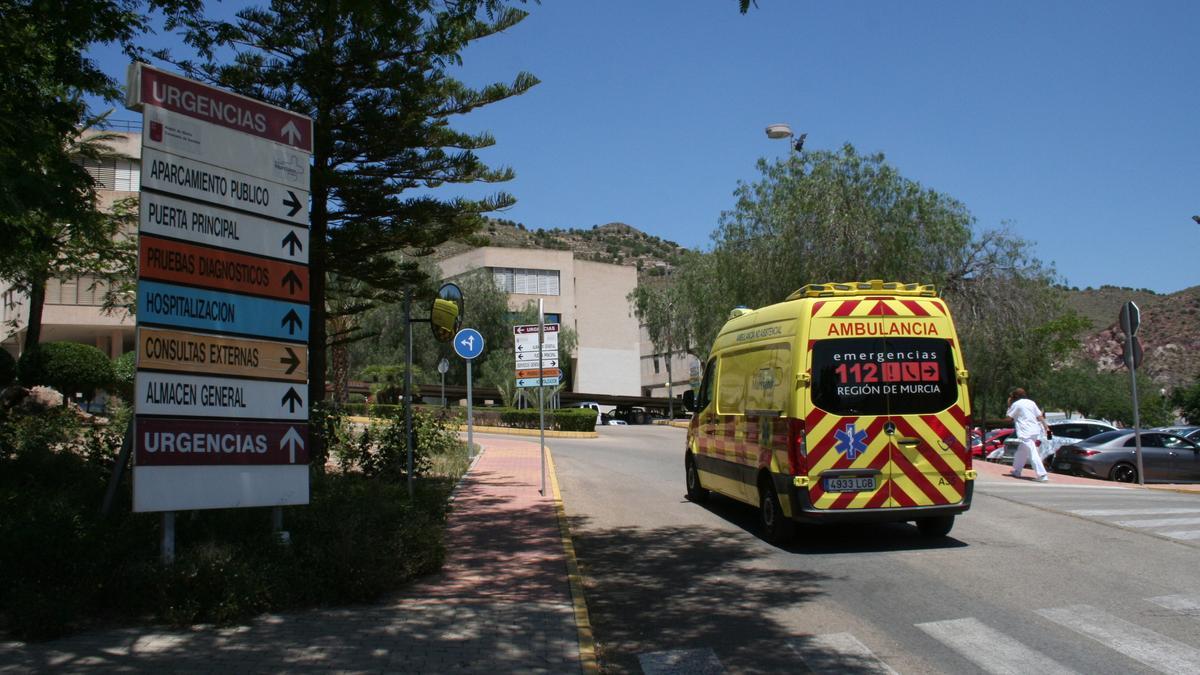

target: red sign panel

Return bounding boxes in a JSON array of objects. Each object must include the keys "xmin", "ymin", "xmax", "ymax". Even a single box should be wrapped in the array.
[
  {"xmin": 139, "ymin": 234, "xmax": 308, "ymax": 302},
  {"xmin": 136, "ymin": 418, "xmax": 309, "ymax": 466},
  {"xmin": 132, "ymin": 64, "xmax": 313, "ymax": 152}
]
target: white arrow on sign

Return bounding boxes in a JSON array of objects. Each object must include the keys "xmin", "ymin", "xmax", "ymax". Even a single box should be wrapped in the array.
[
  {"xmin": 281, "ymin": 120, "xmax": 302, "ymax": 145},
  {"xmin": 281, "ymin": 426, "xmax": 305, "ymax": 464}
]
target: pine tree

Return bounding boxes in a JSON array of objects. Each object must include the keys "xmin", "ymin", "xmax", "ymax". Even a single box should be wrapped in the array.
[{"xmin": 172, "ymin": 0, "xmax": 538, "ymax": 406}]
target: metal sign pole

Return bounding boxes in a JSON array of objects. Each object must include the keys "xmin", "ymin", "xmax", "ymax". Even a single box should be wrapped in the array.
[
  {"xmin": 1128, "ymin": 333, "xmax": 1145, "ymax": 486},
  {"xmin": 467, "ymin": 359, "xmax": 475, "ymax": 460},
  {"xmin": 162, "ymin": 512, "xmax": 175, "ymax": 565},
  {"xmin": 405, "ymin": 289, "xmax": 415, "ymax": 500},
  {"xmin": 539, "ymin": 299, "xmax": 546, "ymax": 496}
]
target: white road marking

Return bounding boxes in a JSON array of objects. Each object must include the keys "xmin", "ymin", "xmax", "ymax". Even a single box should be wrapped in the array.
[
  {"xmin": 915, "ymin": 617, "xmax": 1078, "ymax": 675},
  {"xmin": 1037, "ymin": 604, "xmax": 1200, "ymax": 673},
  {"xmin": 1159, "ymin": 530, "xmax": 1200, "ymax": 541},
  {"xmin": 788, "ymin": 633, "xmax": 898, "ymax": 675},
  {"xmin": 639, "ymin": 648, "xmax": 724, "ymax": 674},
  {"xmin": 1112, "ymin": 516, "xmax": 1200, "ymax": 528},
  {"xmin": 1071, "ymin": 508, "xmax": 1200, "ymax": 517},
  {"xmin": 1148, "ymin": 594, "xmax": 1200, "ymax": 617}
]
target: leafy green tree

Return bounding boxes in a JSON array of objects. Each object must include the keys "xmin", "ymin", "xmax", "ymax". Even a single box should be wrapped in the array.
[
  {"xmin": 172, "ymin": 1, "xmax": 538, "ymax": 407},
  {"xmin": 1171, "ymin": 380, "xmax": 1200, "ymax": 424},
  {"xmin": 0, "ymin": 1, "xmax": 194, "ymax": 351},
  {"xmin": 17, "ymin": 341, "xmax": 114, "ymax": 399}
]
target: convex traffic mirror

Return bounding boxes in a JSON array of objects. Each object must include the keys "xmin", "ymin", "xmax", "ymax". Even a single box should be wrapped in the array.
[{"xmin": 430, "ymin": 283, "xmax": 464, "ymax": 343}]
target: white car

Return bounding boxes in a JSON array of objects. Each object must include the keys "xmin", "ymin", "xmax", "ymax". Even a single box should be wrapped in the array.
[{"xmin": 1002, "ymin": 419, "xmax": 1118, "ymax": 467}]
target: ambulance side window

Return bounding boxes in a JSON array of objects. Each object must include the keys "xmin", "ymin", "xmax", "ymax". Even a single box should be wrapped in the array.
[{"xmin": 697, "ymin": 358, "xmax": 716, "ymax": 410}]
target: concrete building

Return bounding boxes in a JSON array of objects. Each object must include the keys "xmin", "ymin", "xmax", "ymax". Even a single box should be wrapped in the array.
[
  {"xmin": 438, "ymin": 247, "xmax": 642, "ymax": 396},
  {"xmin": 1, "ymin": 129, "xmax": 141, "ymax": 359},
  {"xmin": 638, "ymin": 328, "xmax": 700, "ymax": 401}
]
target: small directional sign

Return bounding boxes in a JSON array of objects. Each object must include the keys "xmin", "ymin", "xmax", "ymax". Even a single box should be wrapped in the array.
[
  {"xmin": 138, "ymin": 280, "xmax": 308, "ymax": 342},
  {"xmin": 136, "ymin": 418, "xmax": 310, "ymax": 465},
  {"xmin": 517, "ymin": 376, "xmax": 561, "ymax": 388},
  {"xmin": 136, "ymin": 371, "xmax": 307, "ymax": 420},
  {"xmin": 138, "ymin": 327, "xmax": 307, "ymax": 381},
  {"xmin": 139, "ymin": 191, "xmax": 309, "ymax": 263},
  {"xmin": 454, "ymin": 328, "xmax": 484, "ymax": 360},
  {"xmin": 516, "ymin": 368, "xmax": 562, "ymax": 379},
  {"xmin": 141, "ymin": 147, "xmax": 309, "ymax": 226},
  {"xmin": 515, "ymin": 358, "xmax": 559, "ymax": 369},
  {"xmin": 139, "ymin": 234, "xmax": 308, "ymax": 302}
]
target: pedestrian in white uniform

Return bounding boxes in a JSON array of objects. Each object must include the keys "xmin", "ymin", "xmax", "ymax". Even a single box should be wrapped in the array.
[{"xmin": 1006, "ymin": 388, "xmax": 1051, "ymax": 482}]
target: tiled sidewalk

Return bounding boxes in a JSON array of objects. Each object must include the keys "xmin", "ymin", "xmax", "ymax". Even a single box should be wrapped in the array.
[{"xmin": 0, "ymin": 438, "xmax": 588, "ymax": 673}]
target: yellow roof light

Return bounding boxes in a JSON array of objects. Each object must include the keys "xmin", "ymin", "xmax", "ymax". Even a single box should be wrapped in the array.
[{"xmin": 786, "ymin": 280, "xmax": 939, "ymax": 300}]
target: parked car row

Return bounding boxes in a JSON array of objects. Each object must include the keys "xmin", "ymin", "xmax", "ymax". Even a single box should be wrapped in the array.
[{"xmin": 984, "ymin": 420, "xmax": 1200, "ymax": 484}]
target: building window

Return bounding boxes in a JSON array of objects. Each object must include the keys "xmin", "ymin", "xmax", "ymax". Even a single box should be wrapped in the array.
[
  {"xmin": 45, "ymin": 276, "xmax": 110, "ymax": 306},
  {"xmin": 490, "ymin": 267, "xmax": 560, "ymax": 296},
  {"xmin": 77, "ymin": 157, "xmax": 140, "ymax": 191},
  {"xmin": 653, "ymin": 356, "xmax": 660, "ymax": 374}
]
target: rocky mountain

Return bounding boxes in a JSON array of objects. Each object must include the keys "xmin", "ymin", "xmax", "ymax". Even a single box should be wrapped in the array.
[
  {"xmin": 1068, "ymin": 285, "xmax": 1200, "ymax": 390},
  {"xmin": 435, "ymin": 219, "xmax": 687, "ymax": 275}
]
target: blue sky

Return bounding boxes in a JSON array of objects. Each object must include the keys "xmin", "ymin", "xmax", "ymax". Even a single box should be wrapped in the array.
[{"xmin": 91, "ymin": 1, "xmax": 1199, "ymax": 294}]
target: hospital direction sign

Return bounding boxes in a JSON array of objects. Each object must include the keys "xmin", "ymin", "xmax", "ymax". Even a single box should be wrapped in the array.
[{"xmin": 128, "ymin": 63, "xmax": 313, "ymax": 513}]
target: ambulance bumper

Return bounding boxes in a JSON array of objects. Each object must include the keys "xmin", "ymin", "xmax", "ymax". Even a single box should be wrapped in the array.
[{"xmin": 782, "ymin": 476, "xmax": 974, "ymax": 524}]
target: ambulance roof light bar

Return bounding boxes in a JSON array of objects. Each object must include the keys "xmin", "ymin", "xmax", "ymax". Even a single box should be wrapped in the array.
[{"xmin": 785, "ymin": 280, "xmax": 938, "ymax": 300}]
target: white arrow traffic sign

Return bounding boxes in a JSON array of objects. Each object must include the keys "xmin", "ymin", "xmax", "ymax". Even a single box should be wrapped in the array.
[
  {"xmin": 136, "ymin": 372, "xmax": 307, "ymax": 420},
  {"xmin": 141, "ymin": 147, "xmax": 309, "ymax": 226},
  {"xmin": 139, "ymin": 191, "xmax": 309, "ymax": 263}
]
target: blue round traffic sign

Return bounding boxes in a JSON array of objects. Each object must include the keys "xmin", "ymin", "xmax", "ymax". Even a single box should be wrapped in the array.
[{"xmin": 453, "ymin": 328, "xmax": 485, "ymax": 360}]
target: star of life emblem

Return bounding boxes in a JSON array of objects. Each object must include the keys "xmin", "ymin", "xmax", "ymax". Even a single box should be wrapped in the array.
[{"xmin": 835, "ymin": 423, "xmax": 868, "ymax": 461}]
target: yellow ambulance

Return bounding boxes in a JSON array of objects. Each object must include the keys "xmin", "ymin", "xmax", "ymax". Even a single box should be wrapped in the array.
[{"xmin": 682, "ymin": 280, "xmax": 976, "ymax": 542}]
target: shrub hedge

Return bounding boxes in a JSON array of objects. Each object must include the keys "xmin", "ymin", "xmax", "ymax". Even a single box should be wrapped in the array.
[
  {"xmin": 17, "ymin": 342, "xmax": 114, "ymax": 399},
  {"xmin": 338, "ymin": 403, "xmax": 595, "ymax": 432},
  {"xmin": 0, "ymin": 401, "xmax": 467, "ymax": 641},
  {"xmin": 0, "ymin": 349, "xmax": 15, "ymax": 386}
]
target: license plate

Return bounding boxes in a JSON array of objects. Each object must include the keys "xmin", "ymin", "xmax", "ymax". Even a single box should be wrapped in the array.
[
  {"xmin": 1056, "ymin": 462, "xmax": 1072, "ymax": 470},
  {"xmin": 824, "ymin": 476, "xmax": 876, "ymax": 492}
]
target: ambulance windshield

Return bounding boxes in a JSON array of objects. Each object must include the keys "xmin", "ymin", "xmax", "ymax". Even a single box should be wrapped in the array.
[{"xmin": 811, "ymin": 337, "xmax": 957, "ymax": 415}]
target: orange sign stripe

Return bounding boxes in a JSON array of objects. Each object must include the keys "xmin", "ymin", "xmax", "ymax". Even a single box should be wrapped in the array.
[
  {"xmin": 139, "ymin": 234, "xmax": 308, "ymax": 302},
  {"xmin": 138, "ymin": 326, "xmax": 308, "ymax": 382},
  {"xmin": 515, "ymin": 368, "xmax": 561, "ymax": 378}
]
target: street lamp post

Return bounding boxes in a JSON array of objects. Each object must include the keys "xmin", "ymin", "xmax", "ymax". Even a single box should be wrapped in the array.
[{"xmin": 765, "ymin": 123, "xmax": 806, "ymax": 154}]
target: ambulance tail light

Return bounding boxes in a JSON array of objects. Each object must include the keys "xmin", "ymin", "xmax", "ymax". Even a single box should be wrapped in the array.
[{"xmin": 787, "ymin": 418, "xmax": 808, "ymax": 476}]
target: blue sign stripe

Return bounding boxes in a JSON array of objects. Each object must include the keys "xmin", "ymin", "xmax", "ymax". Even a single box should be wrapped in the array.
[{"xmin": 139, "ymin": 280, "xmax": 308, "ymax": 342}]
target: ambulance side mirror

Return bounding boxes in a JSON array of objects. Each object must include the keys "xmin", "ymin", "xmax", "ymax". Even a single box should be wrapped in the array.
[{"xmin": 682, "ymin": 390, "xmax": 697, "ymax": 412}]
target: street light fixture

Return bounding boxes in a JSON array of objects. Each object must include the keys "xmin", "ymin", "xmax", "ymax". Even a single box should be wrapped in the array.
[{"xmin": 765, "ymin": 123, "xmax": 806, "ymax": 153}]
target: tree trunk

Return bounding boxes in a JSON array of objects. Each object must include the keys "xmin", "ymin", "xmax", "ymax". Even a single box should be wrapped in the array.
[{"xmin": 22, "ymin": 275, "xmax": 47, "ymax": 354}]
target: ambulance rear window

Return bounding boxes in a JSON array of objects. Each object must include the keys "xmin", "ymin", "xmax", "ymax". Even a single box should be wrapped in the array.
[{"xmin": 811, "ymin": 338, "xmax": 957, "ymax": 415}]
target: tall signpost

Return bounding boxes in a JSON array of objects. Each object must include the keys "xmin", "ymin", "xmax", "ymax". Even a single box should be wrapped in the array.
[
  {"xmin": 454, "ymin": 328, "xmax": 485, "ymax": 460},
  {"xmin": 126, "ymin": 64, "xmax": 313, "ymax": 561},
  {"xmin": 514, "ymin": 310, "xmax": 558, "ymax": 495},
  {"xmin": 1120, "ymin": 301, "xmax": 1145, "ymax": 486}
]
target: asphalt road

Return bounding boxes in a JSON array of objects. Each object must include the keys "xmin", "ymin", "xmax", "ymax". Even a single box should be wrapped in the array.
[{"xmin": 540, "ymin": 425, "xmax": 1200, "ymax": 675}]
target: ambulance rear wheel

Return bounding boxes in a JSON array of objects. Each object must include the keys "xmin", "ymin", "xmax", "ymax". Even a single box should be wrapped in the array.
[
  {"xmin": 760, "ymin": 482, "xmax": 794, "ymax": 545},
  {"xmin": 685, "ymin": 453, "xmax": 709, "ymax": 503},
  {"xmin": 916, "ymin": 515, "xmax": 955, "ymax": 538}
]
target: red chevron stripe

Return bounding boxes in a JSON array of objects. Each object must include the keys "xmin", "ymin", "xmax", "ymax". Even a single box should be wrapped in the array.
[
  {"xmin": 896, "ymin": 417, "xmax": 966, "ymax": 492},
  {"xmin": 833, "ymin": 300, "xmax": 861, "ymax": 316},
  {"xmin": 930, "ymin": 301, "xmax": 946, "ymax": 315},
  {"xmin": 892, "ymin": 483, "xmax": 918, "ymax": 507},
  {"xmin": 812, "ymin": 300, "xmax": 826, "ymax": 315},
  {"xmin": 865, "ymin": 483, "xmax": 891, "ymax": 508},
  {"xmin": 831, "ymin": 490, "xmax": 858, "ymax": 509},
  {"xmin": 805, "ymin": 414, "xmax": 857, "ymax": 467},
  {"xmin": 899, "ymin": 300, "xmax": 930, "ymax": 316},
  {"xmin": 891, "ymin": 448, "xmax": 953, "ymax": 505},
  {"xmin": 869, "ymin": 300, "xmax": 898, "ymax": 316},
  {"xmin": 946, "ymin": 404, "xmax": 970, "ymax": 428}
]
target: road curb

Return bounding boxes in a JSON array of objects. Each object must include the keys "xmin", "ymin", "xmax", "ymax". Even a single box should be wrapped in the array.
[{"xmin": 546, "ymin": 447, "xmax": 599, "ymax": 675}]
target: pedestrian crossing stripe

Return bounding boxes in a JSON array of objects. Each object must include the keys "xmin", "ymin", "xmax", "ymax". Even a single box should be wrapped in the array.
[{"xmin": 637, "ymin": 596, "xmax": 1200, "ymax": 674}]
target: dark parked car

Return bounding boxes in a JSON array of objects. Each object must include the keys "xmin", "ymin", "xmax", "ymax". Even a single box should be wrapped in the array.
[
  {"xmin": 1051, "ymin": 429, "xmax": 1200, "ymax": 483},
  {"xmin": 610, "ymin": 405, "xmax": 653, "ymax": 425},
  {"xmin": 1153, "ymin": 425, "xmax": 1200, "ymax": 443}
]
